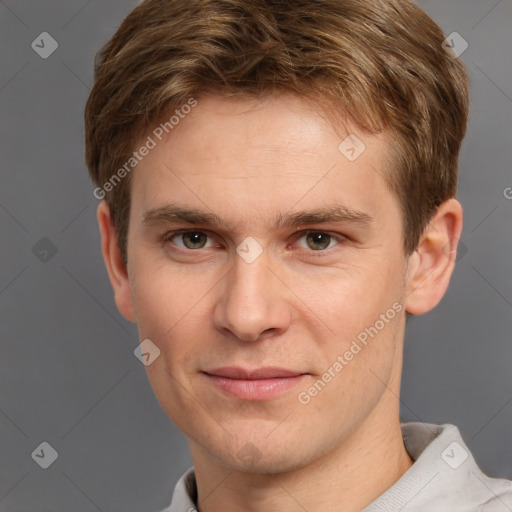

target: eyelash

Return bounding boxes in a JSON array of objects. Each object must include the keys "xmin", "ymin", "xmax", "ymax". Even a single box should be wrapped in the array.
[{"xmin": 160, "ymin": 229, "xmax": 348, "ymax": 257}]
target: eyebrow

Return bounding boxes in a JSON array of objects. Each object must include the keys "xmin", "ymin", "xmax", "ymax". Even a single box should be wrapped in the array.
[{"xmin": 142, "ymin": 202, "xmax": 373, "ymax": 231}]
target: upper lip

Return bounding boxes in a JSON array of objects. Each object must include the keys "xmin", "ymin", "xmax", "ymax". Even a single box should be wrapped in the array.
[{"xmin": 204, "ymin": 367, "xmax": 307, "ymax": 379}]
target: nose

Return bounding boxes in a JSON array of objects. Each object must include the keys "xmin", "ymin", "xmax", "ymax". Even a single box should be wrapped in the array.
[{"xmin": 212, "ymin": 245, "xmax": 292, "ymax": 342}]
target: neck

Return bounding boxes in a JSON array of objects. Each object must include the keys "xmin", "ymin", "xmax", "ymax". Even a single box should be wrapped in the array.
[{"xmin": 189, "ymin": 398, "xmax": 414, "ymax": 512}]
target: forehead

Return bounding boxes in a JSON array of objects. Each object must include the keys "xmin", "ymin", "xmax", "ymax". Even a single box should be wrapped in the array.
[
  {"xmin": 130, "ymin": 93, "xmax": 398, "ymax": 233},
  {"xmin": 150, "ymin": 93, "xmax": 388, "ymax": 164}
]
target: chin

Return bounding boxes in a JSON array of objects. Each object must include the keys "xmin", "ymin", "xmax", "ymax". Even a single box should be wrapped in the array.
[{"xmin": 208, "ymin": 435, "xmax": 316, "ymax": 475}]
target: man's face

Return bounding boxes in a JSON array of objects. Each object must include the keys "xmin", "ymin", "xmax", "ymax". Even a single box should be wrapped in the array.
[{"xmin": 125, "ymin": 93, "xmax": 411, "ymax": 472}]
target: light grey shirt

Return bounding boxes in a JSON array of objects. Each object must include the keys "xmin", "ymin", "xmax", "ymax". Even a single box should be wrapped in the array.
[{"xmin": 157, "ymin": 422, "xmax": 512, "ymax": 512}]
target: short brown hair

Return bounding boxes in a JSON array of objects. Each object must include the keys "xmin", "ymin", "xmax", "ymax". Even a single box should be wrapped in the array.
[{"xmin": 85, "ymin": 0, "xmax": 470, "ymax": 264}]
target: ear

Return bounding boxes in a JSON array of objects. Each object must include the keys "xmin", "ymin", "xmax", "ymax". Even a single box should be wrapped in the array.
[
  {"xmin": 405, "ymin": 198, "xmax": 463, "ymax": 315},
  {"xmin": 96, "ymin": 200, "xmax": 136, "ymax": 323}
]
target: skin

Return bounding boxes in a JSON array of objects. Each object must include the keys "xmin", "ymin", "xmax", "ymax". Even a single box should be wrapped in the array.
[{"xmin": 97, "ymin": 92, "xmax": 463, "ymax": 512}]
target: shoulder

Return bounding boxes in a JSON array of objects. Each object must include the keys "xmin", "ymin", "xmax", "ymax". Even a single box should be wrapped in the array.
[{"xmin": 476, "ymin": 476, "xmax": 512, "ymax": 511}]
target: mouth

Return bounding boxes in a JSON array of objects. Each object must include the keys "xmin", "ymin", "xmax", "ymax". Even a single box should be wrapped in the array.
[{"xmin": 202, "ymin": 367, "xmax": 310, "ymax": 400}]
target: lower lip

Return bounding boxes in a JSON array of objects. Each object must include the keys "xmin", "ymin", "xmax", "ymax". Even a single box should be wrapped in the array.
[{"xmin": 204, "ymin": 373, "xmax": 310, "ymax": 400}]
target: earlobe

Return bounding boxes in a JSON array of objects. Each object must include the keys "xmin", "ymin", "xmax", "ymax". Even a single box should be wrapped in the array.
[
  {"xmin": 405, "ymin": 198, "xmax": 463, "ymax": 315},
  {"xmin": 96, "ymin": 200, "xmax": 136, "ymax": 323}
]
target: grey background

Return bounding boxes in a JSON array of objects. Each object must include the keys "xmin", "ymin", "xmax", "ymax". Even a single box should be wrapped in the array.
[{"xmin": 0, "ymin": 0, "xmax": 511, "ymax": 510}]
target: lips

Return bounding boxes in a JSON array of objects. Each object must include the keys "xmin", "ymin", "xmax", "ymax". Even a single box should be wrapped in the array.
[
  {"xmin": 202, "ymin": 367, "xmax": 310, "ymax": 400},
  {"xmin": 204, "ymin": 367, "xmax": 306, "ymax": 380}
]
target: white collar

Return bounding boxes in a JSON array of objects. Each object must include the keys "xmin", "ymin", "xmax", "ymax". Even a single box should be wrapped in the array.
[{"xmin": 158, "ymin": 422, "xmax": 512, "ymax": 512}]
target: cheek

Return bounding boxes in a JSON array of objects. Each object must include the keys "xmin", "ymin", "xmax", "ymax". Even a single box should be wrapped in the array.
[
  {"xmin": 294, "ymin": 260, "xmax": 398, "ymax": 337},
  {"xmin": 129, "ymin": 263, "xmax": 209, "ymax": 420},
  {"xmin": 304, "ymin": 312, "xmax": 402, "ymax": 430},
  {"xmin": 129, "ymin": 259, "xmax": 212, "ymax": 373},
  {"xmin": 301, "ymin": 261, "xmax": 403, "ymax": 390},
  {"xmin": 129, "ymin": 255, "xmax": 192, "ymax": 334}
]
